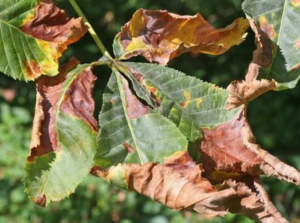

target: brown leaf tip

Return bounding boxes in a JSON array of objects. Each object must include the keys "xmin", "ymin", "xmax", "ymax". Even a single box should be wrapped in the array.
[{"xmin": 33, "ymin": 194, "xmax": 47, "ymax": 207}]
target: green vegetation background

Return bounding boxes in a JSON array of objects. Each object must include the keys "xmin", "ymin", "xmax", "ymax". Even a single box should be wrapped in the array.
[{"xmin": 1, "ymin": 0, "xmax": 300, "ymax": 222}]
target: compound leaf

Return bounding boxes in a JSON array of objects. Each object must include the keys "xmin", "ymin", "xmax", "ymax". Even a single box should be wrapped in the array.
[
  {"xmin": 95, "ymin": 70, "xmax": 187, "ymax": 168},
  {"xmin": 120, "ymin": 62, "xmax": 242, "ymax": 142}
]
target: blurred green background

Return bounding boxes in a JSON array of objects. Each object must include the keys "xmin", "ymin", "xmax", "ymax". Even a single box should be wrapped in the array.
[{"xmin": 1, "ymin": 0, "xmax": 300, "ymax": 222}]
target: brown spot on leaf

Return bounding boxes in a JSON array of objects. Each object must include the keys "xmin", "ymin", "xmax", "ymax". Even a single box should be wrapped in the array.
[
  {"xmin": 258, "ymin": 16, "xmax": 276, "ymax": 39},
  {"xmin": 121, "ymin": 76, "xmax": 150, "ymax": 119},
  {"xmin": 23, "ymin": 60, "xmax": 42, "ymax": 80},
  {"xmin": 123, "ymin": 142, "xmax": 135, "ymax": 153}
]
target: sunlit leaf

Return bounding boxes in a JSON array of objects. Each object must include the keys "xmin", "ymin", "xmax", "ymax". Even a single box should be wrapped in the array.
[
  {"xmin": 24, "ymin": 58, "xmax": 97, "ymax": 206},
  {"xmin": 119, "ymin": 62, "xmax": 242, "ymax": 142},
  {"xmin": 95, "ymin": 70, "xmax": 188, "ymax": 168},
  {"xmin": 113, "ymin": 9, "xmax": 249, "ymax": 65},
  {"xmin": 0, "ymin": 1, "xmax": 87, "ymax": 81}
]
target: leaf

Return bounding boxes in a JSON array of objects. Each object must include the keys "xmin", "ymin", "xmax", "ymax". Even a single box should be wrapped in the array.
[
  {"xmin": 91, "ymin": 152, "xmax": 288, "ymax": 223},
  {"xmin": 113, "ymin": 9, "xmax": 249, "ymax": 65},
  {"xmin": 95, "ymin": 70, "xmax": 188, "ymax": 168},
  {"xmin": 0, "ymin": 1, "xmax": 87, "ymax": 81},
  {"xmin": 119, "ymin": 62, "xmax": 242, "ymax": 142},
  {"xmin": 24, "ymin": 58, "xmax": 97, "ymax": 206},
  {"xmin": 242, "ymin": 0, "xmax": 300, "ymax": 89},
  {"xmin": 200, "ymin": 107, "xmax": 300, "ymax": 185},
  {"xmin": 226, "ymin": 79, "xmax": 276, "ymax": 109}
]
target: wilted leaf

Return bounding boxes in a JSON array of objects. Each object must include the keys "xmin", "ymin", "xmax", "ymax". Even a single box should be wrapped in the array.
[
  {"xmin": 243, "ymin": 0, "xmax": 300, "ymax": 89},
  {"xmin": 200, "ymin": 107, "xmax": 300, "ymax": 185},
  {"xmin": 24, "ymin": 58, "xmax": 97, "ymax": 206},
  {"xmin": 226, "ymin": 79, "xmax": 276, "ymax": 109},
  {"xmin": 119, "ymin": 62, "xmax": 242, "ymax": 142},
  {"xmin": 95, "ymin": 70, "xmax": 188, "ymax": 168},
  {"xmin": 0, "ymin": 1, "xmax": 87, "ymax": 81},
  {"xmin": 113, "ymin": 9, "xmax": 249, "ymax": 65},
  {"xmin": 92, "ymin": 152, "xmax": 288, "ymax": 223}
]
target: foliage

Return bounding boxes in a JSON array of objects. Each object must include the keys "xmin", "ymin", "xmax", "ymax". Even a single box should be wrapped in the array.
[{"xmin": 1, "ymin": 0, "xmax": 300, "ymax": 222}]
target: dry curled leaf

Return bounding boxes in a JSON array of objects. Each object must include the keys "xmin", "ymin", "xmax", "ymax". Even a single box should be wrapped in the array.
[
  {"xmin": 200, "ymin": 107, "xmax": 300, "ymax": 185},
  {"xmin": 226, "ymin": 18, "xmax": 276, "ymax": 109},
  {"xmin": 113, "ymin": 9, "xmax": 249, "ymax": 65},
  {"xmin": 92, "ymin": 152, "xmax": 288, "ymax": 222},
  {"xmin": 226, "ymin": 79, "xmax": 277, "ymax": 110}
]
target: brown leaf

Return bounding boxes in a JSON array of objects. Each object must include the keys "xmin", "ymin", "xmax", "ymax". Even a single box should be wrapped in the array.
[
  {"xmin": 92, "ymin": 152, "xmax": 288, "ymax": 222},
  {"xmin": 21, "ymin": 2, "xmax": 87, "ymax": 62},
  {"xmin": 200, "ymin": 107, "xmax": 300, "ymax": 185},
  {"xmin": 226, "ymin": 79, "xmax": 277, "ymax": 110},
  {"xmin": 28, "ymin": 58, "xmax": 97, "ymax": 161},
  {"xmin": 226, "ymin": 18, "xmax": 276, "ymax": 109},
  {"xmin": 114, "ymin": 9, "xmax": 249, "ymax": 65}
]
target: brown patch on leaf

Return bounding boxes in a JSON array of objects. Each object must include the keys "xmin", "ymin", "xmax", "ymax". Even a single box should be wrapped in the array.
[
  {"xmin": 115, "ymin": 9, "xmax": 249, "ymax": 65},
  {"xmin": 200, "ymin": 109, "xmax": 263, "ymax": 174},
  {"xmin": 226, "ymin": 79, "xmax": 276, "ymax": 109},
  {"xmin": 23, "ymin": 60, "xmax": 42, "ymax": 79},
  {"xmin": 21, "ymin": 2, "xmax": 87, "ymax": 60},
  {"xmin": 28, "ymin": 58, "xmax": 97, "ymax": 161},
  {"xmin": 121, "ymin": 75, "xmax": 150, "ymax": 119},
  {"xmin": 258, "ymin": 16, "xmax": 276, "ymax": 40},
  {"xmin": 200, "ymin": 108, "xmax": 300, "ymax": 185},
  {"xmin": 123, "ymin": 143, "xmax": 135, "ymax": 153}
]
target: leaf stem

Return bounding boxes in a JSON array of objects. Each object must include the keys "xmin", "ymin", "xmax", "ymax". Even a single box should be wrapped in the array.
[{"xmin": 68, "ymin": 0, "xmax": 113, "ymax": 60}]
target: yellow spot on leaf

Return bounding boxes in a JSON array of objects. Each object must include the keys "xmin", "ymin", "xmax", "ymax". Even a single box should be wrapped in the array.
[
  {"xmin": 196, "ymin": 98, "xmax": 202, "ymax": 109},
  {"xmin": 292, "ymin": 0, "xmax": 300, "ymax": 7},
  {"xmin": 294, "ymin": 38, "xmax": 300, "ymax": 50},
  {"xmin": 183, "ymin": 91, "xmax": 191, "ymax": 101},
  {"xmin": 258, "ymin": 16, "xmax": 276, "ymax": 39}
]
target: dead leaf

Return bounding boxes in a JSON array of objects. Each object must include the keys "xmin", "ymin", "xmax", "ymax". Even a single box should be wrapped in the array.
[
  {"xmin": 114, "ymin": 9, "xmax": 249, "ymax": 65},
  {"xmin": 92, "ymin": 152, "xmax": 288, "ymax": 222}
]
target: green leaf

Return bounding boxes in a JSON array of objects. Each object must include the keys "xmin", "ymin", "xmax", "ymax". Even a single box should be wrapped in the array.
[
  {"xmin": 121, "ymin": 62, "xmax": 242, "ymax": 142},
  {"xmin": 24, "ymin": 59, "xmax": 97, "ymax": 206},
  {"xmin": 243, "ymin": 0, "xmax": 300, "ymax": 89},
  {"xmin": 0, "ymin": 0, "xmax": 87, "ymax": 81},
  {"xmin": 95, "ymin": 71, "xmax": 188, "ymax": 168}
]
